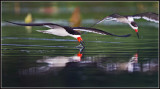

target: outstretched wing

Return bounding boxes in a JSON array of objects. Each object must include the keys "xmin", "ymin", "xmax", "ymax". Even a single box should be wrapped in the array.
[
  {"xmin": 5, "ymin": 21, "xmax": 81, "ymax": 35},
  {"xmin": 73, "ymin": 27, "xmax": 131, "ymax": 37},
  {"xmin": 91, "ymin": 13, "xmax": 123, "ymax": 27},
  {"xmin": 132, "ymin": 12, "xmax": 159, "ymax": 23},
  {"xmin": 5, "ymin": 21, "xmax": 64, "ymax": 29}
]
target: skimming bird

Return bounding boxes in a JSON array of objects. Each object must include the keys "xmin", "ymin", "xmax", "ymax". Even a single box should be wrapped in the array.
[
  {"xmin": 91, "ymin": 12, "xmax": 159, "ymax": 39},
  {"xmin": 6, "ymin": 21, "xmax": 131, "ymax": 47}
]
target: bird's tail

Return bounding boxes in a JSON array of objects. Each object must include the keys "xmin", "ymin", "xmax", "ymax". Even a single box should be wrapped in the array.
[{"xmin": 111, "ymin": 34, "xmax": 131, "ymax": 37}]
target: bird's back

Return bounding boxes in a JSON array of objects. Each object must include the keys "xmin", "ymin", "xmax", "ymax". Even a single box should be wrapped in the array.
[{"xmin": 110, "ymin": 13, "xmax": 129, "ymax": 23}]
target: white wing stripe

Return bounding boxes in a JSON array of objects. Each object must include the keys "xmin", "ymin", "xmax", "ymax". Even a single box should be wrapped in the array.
[
  {"xmin": 133, "ymin": 16, "xmax": 141, "ymax": 19},
  {"xmin": 142, "ymin": 17, "xmax": 159, "ymax": 23},
  {"xmin": 150, "ymin": 19, "xmax": 159, "ymax": 23},
  {"xmin": 105, "ymin": 17, "xmax": 117, "ymax": 21},
  {"xmin": 142, "ymin": 17, "xmax": 150, "ymax": 21},
  {"xmin": 44, "ymin": 25, "xmax": 52, "ymax": 28},
  {"xmin": 133, "ymin": 15, "xmax": 159, "ymax": 23}
]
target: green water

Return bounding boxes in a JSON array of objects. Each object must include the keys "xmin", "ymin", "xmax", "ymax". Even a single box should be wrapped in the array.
[{"xmin": 2, "ymin": 1, "xmax": 159, "ymax": 88}]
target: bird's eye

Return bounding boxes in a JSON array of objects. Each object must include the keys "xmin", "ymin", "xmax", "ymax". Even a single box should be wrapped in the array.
[{"xmin": 131, "ymin": 22, "xmax": 138, "ymax": 27}]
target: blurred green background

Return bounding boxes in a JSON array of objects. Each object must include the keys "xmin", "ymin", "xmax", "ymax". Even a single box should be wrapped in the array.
[{"xmin": 2, "ymin": 2, "xmax": 158, "ymax": 21}]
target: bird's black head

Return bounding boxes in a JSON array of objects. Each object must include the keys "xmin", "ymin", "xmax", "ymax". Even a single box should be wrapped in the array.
[
  {"xmin": 63, "ymin": 26, "xmax": 81, "ymax": 35},
  {"xmin": 131, "ymin": 22, "xmax": 138, "ymax": 27},
  {"xmin": 130, "ymin": 22, "xmax": 139, "ymax": 39}
]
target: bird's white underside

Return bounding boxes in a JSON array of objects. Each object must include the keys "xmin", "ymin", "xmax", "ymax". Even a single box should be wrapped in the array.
[
  {"xmin": 37, "ymin": 28, "xmax": 81, "ymax": 39},
  {"xmin": 127, "ymin": 17, "xmax": 134, "ymax": 21},
  {"xmin": 73, "ymin": 29, "xmax": 105, "ymax": 35},
  {"xmin": 97, "ymin": 17, "xmax": 116, "ymax": 24},
  {"xmin": 37, "ymin": 28, "xmax": 69, "ymax": 36},
  {"xmin": 105, "ymin": 17, "xmax": 129, "ymax": 23},
  {"xmin": 71, "ymin": 35, "xmax": 81, "ymax": 39}
]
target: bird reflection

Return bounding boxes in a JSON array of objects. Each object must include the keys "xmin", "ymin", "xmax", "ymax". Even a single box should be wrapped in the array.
[
  {"xmin": 37, "ymin": 48, "xmax": 84, "ymax": 67},
  {"xmin": 19, "ymin": 48, "xmax": 85, "ymax": 75},
  {"xmin": 126, "ymin": 51, "xmax": 158, "ymax": 73},
  {"xmin": 127, "ymin": 53, "xmax": 140, "ymax": 72},
  {"xmin": 96, "ymin": 50, "xmax": 157, "ymax": 73},
  {"xmin": 19, "ymin": 49, "xmax": 158, "ymax": 75}
]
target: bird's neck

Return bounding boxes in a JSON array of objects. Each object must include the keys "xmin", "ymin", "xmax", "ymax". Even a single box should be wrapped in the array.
[
  {"xmin": 128, "ymin": 22, "xmax": 138, "ymax": 30},
  {"xmin": 127, "ymin": 17, "xmax": 134, "ymax": 22},
  {"xmin": 71, "ymin": 35, "xmax": 81, "ymax": 39}
]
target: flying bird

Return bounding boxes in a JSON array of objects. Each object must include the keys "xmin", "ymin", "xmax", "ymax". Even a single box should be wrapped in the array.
[
  {"xmin": 6, "ymin": 21, "xmax": 131, "ymax": 47},
  {"xmin": 91, "ymin": 12, "xmax": 159, "ymax": 39}
]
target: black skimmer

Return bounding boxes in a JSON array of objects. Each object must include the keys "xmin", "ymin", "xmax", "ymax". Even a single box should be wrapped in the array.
[
  {"xmin": 6, "ymin": 21, "xmax": 131, "ymax": 47},
  {"xmin": 91, "ymin": 12, "xmax": 159, "ymax": 39}
]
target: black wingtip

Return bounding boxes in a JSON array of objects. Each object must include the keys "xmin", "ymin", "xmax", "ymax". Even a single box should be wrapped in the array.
[
  {"xmin": 5, "ymin": 20, "xmax": 13, "ymax": 23},
  {"xmin": 5, "ymin": 20, "xmax": 20, "ymax": 26},
  {"xmin": 5, "ymin": 20, "xmax": 18, "ymax": 25},
  {"xmin": 90, "ymin": 23, "xmax": 97, "ymax": 28},
  {"xmin": 112, "ymin": 34, "xmax": 131, "ymax": 37},
  {"xmin": 4, "ymin": 20, "xmax": 11, "ymax": 23},
  {"xmin": 4, "ymin": 21, "xmax": 35, "ymax": 26}
]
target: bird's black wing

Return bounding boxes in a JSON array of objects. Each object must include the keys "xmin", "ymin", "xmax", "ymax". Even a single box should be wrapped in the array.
[
  {"xmin": 5, "ymin": 21, "xmax": 64, "ymax": 29},
  {"xmin": 108, "ymin": 13, "xmax": 123, "ymax": 18},
  {"xmin": 6, "ymin": 21, "xmax": 81, "ymax": 35},
  {"xmin": 131, "ymin": 12, "xmax": 159, "ymax": 23},
  {"xmin": 90, "ymin": 13, "xmax": 123, "ymax": 27},
  {"xmin": 73, "ymin": 27, "xmax": 131, "ymax": 37}
]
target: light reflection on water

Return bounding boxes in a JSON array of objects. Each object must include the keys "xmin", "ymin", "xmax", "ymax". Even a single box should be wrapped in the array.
[
  {"xmin": 2, "ymin": 47, "xmax": 158, "ymax": 87},
  {"xmin": 2, "ymin": 37, "xmax": 125, "ymax": 44},
  {"xmin": 18, "ymin": 48, "xmax": 158, "ymax": 76}
]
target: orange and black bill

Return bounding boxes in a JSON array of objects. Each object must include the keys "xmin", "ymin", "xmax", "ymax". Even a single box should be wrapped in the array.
[
  {"xmin": 77, "ymin": 37, "xmax": 85, "ymax": 47},
  {"xmin": 135, "ymin": 29, "xmax": 139, "ymax": 39},
  {"xmin": 136, "ymin": 32, "xmax": 139, "ymax": 39},
  {"xmin": 80, "ymin": 40, "xmax": 85, "ymax": 47}
]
